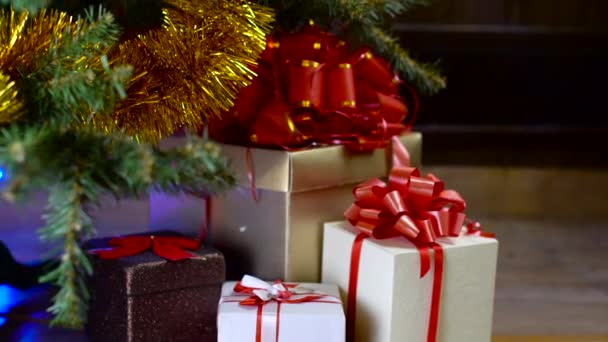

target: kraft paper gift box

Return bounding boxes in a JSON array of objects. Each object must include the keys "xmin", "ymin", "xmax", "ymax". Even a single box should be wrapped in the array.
[
  {"xmin": 149, "ymin": 132, "xmax": 421, "ymax": 282},
  {"xmin": 217, "ymin": 275, "xmax": 345, "ymax": 342},
  {"xmin": 322, "ymin": 221, "xmax": 498, "ymax": 342}
]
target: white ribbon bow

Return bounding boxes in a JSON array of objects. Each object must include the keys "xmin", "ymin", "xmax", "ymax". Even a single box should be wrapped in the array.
[{"xmin": 240, "ymin": 275, "xmax": 318, "ymax": 302}]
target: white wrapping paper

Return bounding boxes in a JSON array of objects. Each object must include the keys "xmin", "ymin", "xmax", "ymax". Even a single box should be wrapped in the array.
[
  {"xmin": 321, "ymin": 221, "xmax": 498, "ymax": 342},
  {"xmin": 217, "ymin": 280, "xmax": 345, "ymax": 342}
]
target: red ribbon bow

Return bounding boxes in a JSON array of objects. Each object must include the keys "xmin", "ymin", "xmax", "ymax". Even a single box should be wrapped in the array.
[
  {"xmin": 233, "ymin": 278, "xmax": 328, "ymax": 306},
  {"xmin": 345, "ymin": 136, "xmax": 468, "ymax": 277},
  {"xmin": 90, "ymin": 235, "xmax": 200, "ymax": 261},
  {"xmin": 344, "ymin": 136, "xmax": 493, "ymax": 342},
  {"xmin": 209, "ymin": 24, "xmax": 418, "ymax": 151}
]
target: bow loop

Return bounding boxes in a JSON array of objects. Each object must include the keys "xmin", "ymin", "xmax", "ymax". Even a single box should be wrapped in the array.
[
  {"xmin": 209, "ymin": 26, "xmax": 417, "ymax": 151},
  {"xmin": 346, "ymin": 138, "xmax": 471, "ymax": 264},
  {"xmin": 381, "ymin": 190, "xmax": 408, "ymax": 216},
  {"xmin": 90, "ymin": 235, "xmax": 200, "ymax": 261},
  {"xmin": 234, "ymin": 275, "xmax": 327, "ymax": 306}
]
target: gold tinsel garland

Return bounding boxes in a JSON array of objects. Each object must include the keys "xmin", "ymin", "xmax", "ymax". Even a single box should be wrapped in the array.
[
  {"xmin": 0, "ymin": 72, "xmax": 21, "ymax": 124},
  {"xmin": 96, "ymin": 0, "xmax": 275, "ymax": 142},
  {"xmin": 0, "ymin": 8, "xmax": 127, "ymax": 125},
  {"xmin": 0, "ymin": 8, "xmax": 76, "ymax": 123},
  {"xmin": 0, "ymin": 2, "xmax": 274, "ymax": 142}
]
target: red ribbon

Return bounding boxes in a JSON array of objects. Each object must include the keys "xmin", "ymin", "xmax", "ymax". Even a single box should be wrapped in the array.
[
  {"xmin": 344, "ymin": 136, "xmax": 493, "ymax": 342},
  {"xmin": 209, "ymin": 24, "xmax": 418, "ymax": 152},
  {"xmin": 222, "ymin": 278, "xmax": 341, "ymax": 342},
  {"xmin": 90, "ymin": 235, "xmax": 200, "ymax": 261}
]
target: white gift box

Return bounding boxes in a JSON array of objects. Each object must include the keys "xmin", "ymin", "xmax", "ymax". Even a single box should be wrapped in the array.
[
  {"xmin": 217, "ymin": 279, "xmax": 345, "ymax": 342},
  {"xmin": 321, "ymin": 221, "xmax": 498, "ymax": 342}
]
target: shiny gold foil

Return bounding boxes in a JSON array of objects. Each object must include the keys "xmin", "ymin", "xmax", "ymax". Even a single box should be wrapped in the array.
[
  {"xmin": 100, "ymin": 0, "xmax": 274, "ymax": 142},
  {"xmin": 211, "ymin": 133, "xmax": 422, "ymax": 282}
]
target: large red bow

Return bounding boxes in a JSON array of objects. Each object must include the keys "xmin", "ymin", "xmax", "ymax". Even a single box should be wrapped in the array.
[
  {"xmin": 344, "ymin": 136, "xmax": 494, "ymax": 342},
  {"xmin": 209, "ymin": 24, "xmax": 418, "ymax": 151},
  {"xmin": 90, "ymin": 235, "xmax": 200, "ymax": 261},
  {"xmin": 345, "ymin": 136, "xmax": 466, "ymax": 277}
]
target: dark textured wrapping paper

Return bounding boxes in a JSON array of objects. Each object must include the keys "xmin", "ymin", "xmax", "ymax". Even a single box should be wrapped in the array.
[{"xmin": 85, "ymin": 232, "xmax": 225, "ymax": 342}]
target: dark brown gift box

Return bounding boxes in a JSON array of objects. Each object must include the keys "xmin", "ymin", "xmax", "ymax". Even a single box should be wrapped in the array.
[{"xmin": 85, "ymin": 232, "xmax": 225, "ymax": 342}]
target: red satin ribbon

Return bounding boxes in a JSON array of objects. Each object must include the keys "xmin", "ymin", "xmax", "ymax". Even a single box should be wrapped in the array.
[
  {"xmin": 224, "ymin": 280, "xmax": 341, "ymax": 342},
  {"xmin": 90, "ymin": 235, "xmax": 199, "ymax": 261},
  {"xmin": 344, "ymin": 136, "xmax": 493, "ymax": 342},
  {"xmin": 209, "ymin": 24, "xmax": 418, "ymax": 152}
]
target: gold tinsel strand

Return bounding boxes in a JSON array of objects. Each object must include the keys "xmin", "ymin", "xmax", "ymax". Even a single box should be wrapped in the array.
[
  {"xmin": 0, "ymin": 8, "xmax": 117, "ymax": 125},
  {"xmin": 0, "ymin": 9, "xmax": 75, "ymax": 80},
  {"xmin": 0, "ymin": 8, "xmax": 73, "ymax": 124},
  {"xmin": 0, "ymin": 72, "xmax": 23, "ymax": 124},
  {"xmin": 100, "ymin": 0, "xmax": 274, "ymax": 142}
]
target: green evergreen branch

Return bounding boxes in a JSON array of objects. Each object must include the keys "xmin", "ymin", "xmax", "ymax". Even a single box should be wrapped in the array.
[
  {"xmin": 0, "ymin": 125, "xmax": 235, "ymax": 328},
  {"xmin": 361, "ymin": 25, "xmax": 446, "ymax": 95},
  {"xmin": 331, "ymin": 0, "xmax": 429, "ymax": 26},
  {"xmin": 22, "ymin": 7, "xmax": 132, "ymax": 127},
  {"xmin": 0, "ymin": 0, "xmax": 50, "ymax": 13},
  {"xmin": 39, "ymin": 181, "xmax": 94, "ymax": 329}
]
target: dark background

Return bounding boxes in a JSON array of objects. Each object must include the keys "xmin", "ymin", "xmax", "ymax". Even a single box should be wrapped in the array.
[{"xmin": 396, "ymin": 0, "xmax": 608, "ymax": 166}]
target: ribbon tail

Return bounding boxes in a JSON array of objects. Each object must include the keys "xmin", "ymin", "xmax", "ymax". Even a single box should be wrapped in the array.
[
  {"xmin": 391, "ymin": 135, "xmax": 410, "ymax": 167},
  {"xmin": 90, "ymin": 242, "xmax": 149, "ymax": 260},
  {"xmin": 89, "ymin": 236, "xmax": 150, "ymax": 259},
  {"xmin": 276, "ymin": 302, "xmax": 281, "ymax": 342},
  {"xmin": 152, "ymin": 239, "xmax": 194, "ymax": 261},
  {"xmin": 427, "ymin": 243, "xmax": 444, "ymax": 342},
  {"xmin": 256, "ymin": 305, "xmax": 263, "ymax": 342},
  {"xmin": 346, "ymin": 233, "xmax": 367, "ymax": 342},
  {"xmin": 410, "ymin": 240, "xmax": 432, "ymax": 278},
  {"xmin": 156, "ymin": 236, "xmax": 200, "ymax": 250}
]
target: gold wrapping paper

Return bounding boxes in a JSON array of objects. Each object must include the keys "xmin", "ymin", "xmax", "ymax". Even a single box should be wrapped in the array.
[{"xmin": 211, "ymin": 133, "xmax": 422, "ymax": 282}]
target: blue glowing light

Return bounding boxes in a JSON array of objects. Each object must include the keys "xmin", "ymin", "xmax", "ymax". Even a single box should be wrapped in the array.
[
  {"xmin": 0, "ymin": 285, "xmax": 18, "ymax": 314},
  {"xmin": 0, "ymin": 316, "xmax": 5, "ymax": 327},
  {"xmin": 0, "ymin": 168, "xmax": 4, "ymax": 180}
]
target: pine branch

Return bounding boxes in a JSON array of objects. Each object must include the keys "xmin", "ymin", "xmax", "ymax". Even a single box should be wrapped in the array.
[
  {"xmin": 38, "ymin": 181, "xmax": 94, "ymax": 329},
  {"xmin": 331, "ymin": 0, "xmax": 429, "ymax": 26},
  {"xmin": 21, "ymin": 7, "xmax": 132, "ymax": 127},
  {"xmin": 0, "ymin": 0, "xmax": 50, "ymax": 13},
  {"xmin": 152, "ymin": 136, "xmax": 235, "ymax": 197},
  {"xmin": 361, "ymin": 25, "xmax": 445, "ymax": 95}
]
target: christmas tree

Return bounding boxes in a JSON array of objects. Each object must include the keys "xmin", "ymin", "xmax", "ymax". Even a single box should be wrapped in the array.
[{"xmin": 0, "ymin": 0, "xmax": 441, "ymax": 329}]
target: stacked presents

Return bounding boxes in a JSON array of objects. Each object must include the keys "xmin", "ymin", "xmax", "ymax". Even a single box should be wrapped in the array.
[{"xmin": 86, "ymin": 26, "xmax": 498, "ymax": 342}]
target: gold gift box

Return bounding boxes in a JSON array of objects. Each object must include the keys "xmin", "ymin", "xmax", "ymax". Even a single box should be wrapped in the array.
[{"xmin": 210, "ymin": 133, "xmax": 422, "ymax": 282}]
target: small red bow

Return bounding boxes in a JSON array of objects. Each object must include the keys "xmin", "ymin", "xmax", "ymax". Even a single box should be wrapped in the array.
[
  {"xmin": 90, "ymin": 235, "xmax": 200, "ymax": 261},
  {"xmin": 232, "ymin": 275, "xmax": 330, "ymax": 306}
]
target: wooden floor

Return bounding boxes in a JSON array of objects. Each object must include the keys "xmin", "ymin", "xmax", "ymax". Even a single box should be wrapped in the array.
[{"xmin": 493, "ymin": 338, "xmax": 608, "ymax": 342}]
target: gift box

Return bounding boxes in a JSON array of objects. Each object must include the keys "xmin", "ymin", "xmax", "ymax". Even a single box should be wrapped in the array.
[
  {"xmin": 150, "ymin": 132, "xmax": 421, "ymax": 282},
  {"xmin": 322, "ymin": 221, "xmax": 498, "ymax": 342},
  {"xmin": 86, "ymin": 231, "xmax": 225, "ymax": 342},
  {"xmin": 217, "ymin": 275, "xmax": 345, "ymax": 342}
]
